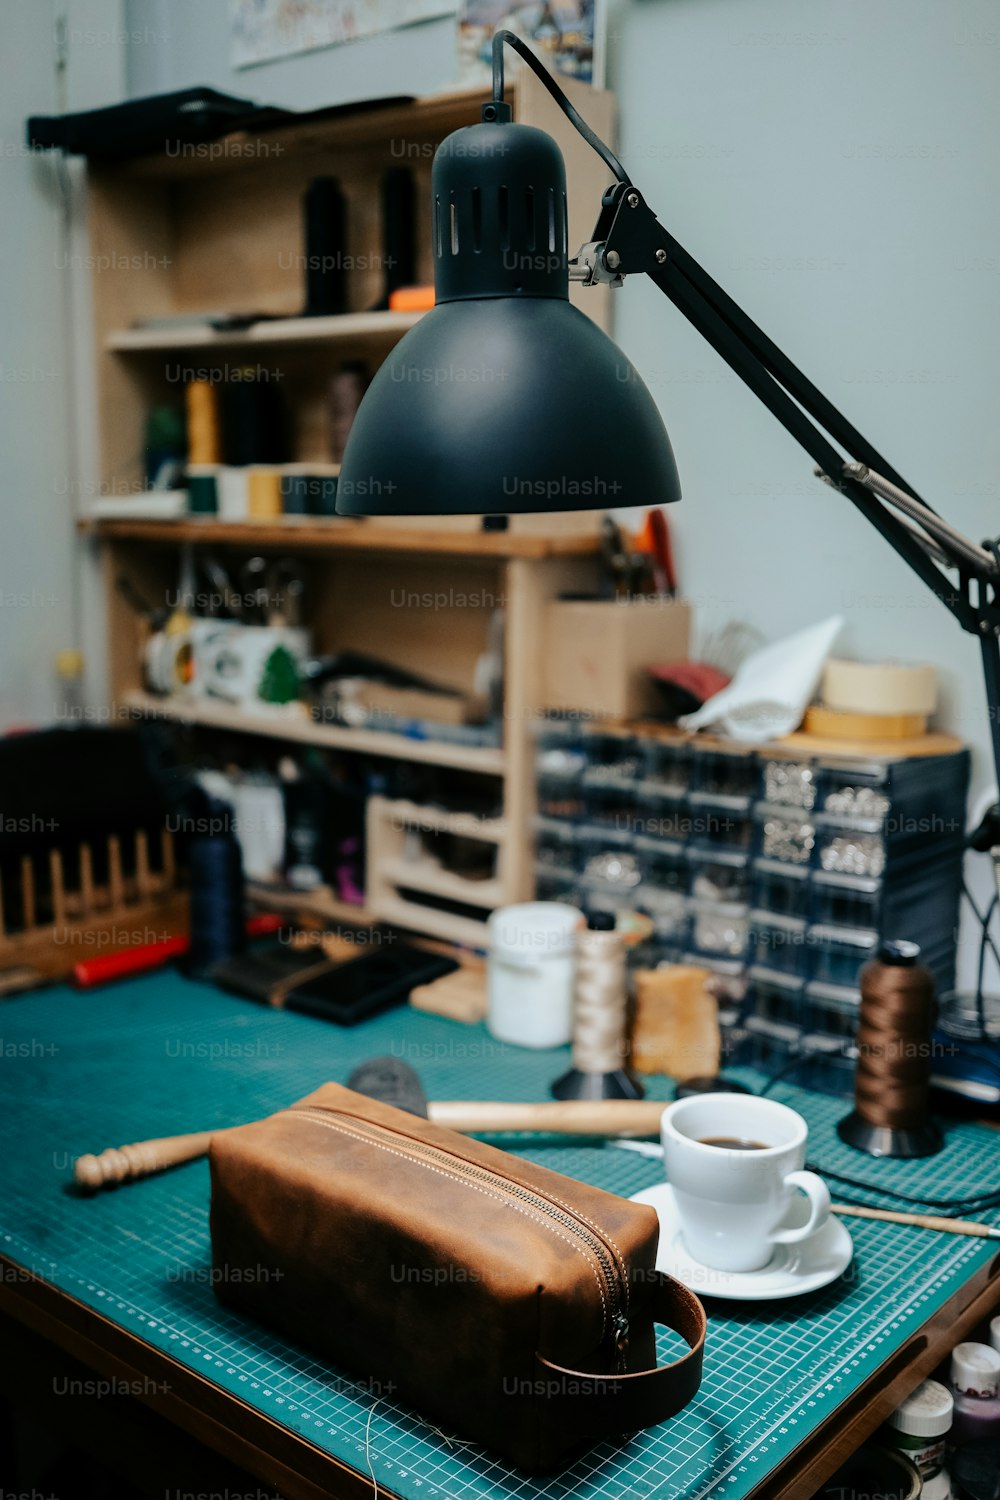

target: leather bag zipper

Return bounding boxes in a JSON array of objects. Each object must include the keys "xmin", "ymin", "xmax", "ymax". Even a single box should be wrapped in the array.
[{"xmin": 283, "ymin": 1103, "xmax": 630, "ymax": 1369}]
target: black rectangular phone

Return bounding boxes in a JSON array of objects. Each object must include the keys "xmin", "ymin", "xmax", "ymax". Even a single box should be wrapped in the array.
[{"xmin": 284, "ymin": 944, "xmax": 458, "ymax": 1026}]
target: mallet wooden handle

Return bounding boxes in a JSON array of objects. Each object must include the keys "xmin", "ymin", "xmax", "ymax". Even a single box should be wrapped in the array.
[
  {"xmin": 73, "ymin": 1099, "xmax": 669, "ymax": 1191},
  {"xmin": 428, "ymin": 1099, "xmax": 668, "ymax": 1136},
  {"xmin": 73, "ymin": 1130, "xmax": 227, "ymax": 1191}
]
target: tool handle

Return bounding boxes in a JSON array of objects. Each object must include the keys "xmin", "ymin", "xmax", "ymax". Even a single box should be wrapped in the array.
[
  {"xmin": 73, "ymin": 1098, "xmax": 670, "ymax": 1192},
  {"xmin": 833, "ymin": 1203, "xmax": 999, "ymax": 1237},
  {"xmin": 72, "ymin": 934, "xmax": 190, "ymax": 988},
  {"xmin": 74, "ymin": 1130, "xmax": 220, "ymax": 1191},
  {"xmin": 71, "ymin": 913, "xmax": 282, "ymax": 989},
  {"xmin": 428, "ymin": 1099, "xmax": 667, "ymax": 1136}
]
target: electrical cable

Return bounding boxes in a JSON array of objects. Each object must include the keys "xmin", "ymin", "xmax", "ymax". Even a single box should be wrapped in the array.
[
  {"xmin": 804, "ymin": 1164, "xmax": 1000, "ymax": 1217},
  {"xmin": 963, "ymin": 878, "xmax": 1000, "ymax": 974},
  {"xmin": 960, "ymin": 878, "xmax": 1000, "ymax": 1043},
  {"xmin": 757, "ymin": 1051, "xmax": 812, "ymax": 1096},
  {"xmin": 757, "ymin": 1052, "xmax": 1000, "ymax": 1216},
  {"xmin": 975, "ymin": 893, "xmax": 998, "ymax": 1039},
  {"xmin": 490, "ymin": 29, "xmax": 631, "ymax": 186}
]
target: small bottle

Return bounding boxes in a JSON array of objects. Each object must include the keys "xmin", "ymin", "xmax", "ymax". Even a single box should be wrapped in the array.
[
  {"xmin": 948, "ymin": 1342, "xmax": 1000, "ymax": 1445},
  {"xmin": 990, "ymin": 1314, "xmax": 1000, "ymax": 1357},
  {"xmin": 886, "ymin": 1378, "xmax": 953, "ymax": 1479},
  {"xmin": 55, "ymin": 649, "xmax": 85, "ymax": 723},
  {"xmin": 280, "ymin": 753, "xmax": 332, "ymax": 891},
  {"xmin": 186, "ymin": 792, "xmax": 245, "ymax": 979}
]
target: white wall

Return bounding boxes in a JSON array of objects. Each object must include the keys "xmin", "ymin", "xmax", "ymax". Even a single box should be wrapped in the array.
[
  {"xmin": 0, "ymin": 0, "xmax": 123, "ymax": 730},
  {"xmin": 610, "ymin": 0, "xmax": 1000, "ymax": 986},
  {"xmin": 124, "ymin": 0, "xmax": 460, "ymax": 107}
]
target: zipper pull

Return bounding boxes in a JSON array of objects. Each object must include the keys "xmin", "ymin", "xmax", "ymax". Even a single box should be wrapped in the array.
[{"xmin": 612, "ymin": 1311, "xmax": 630, "ymax": 1369}]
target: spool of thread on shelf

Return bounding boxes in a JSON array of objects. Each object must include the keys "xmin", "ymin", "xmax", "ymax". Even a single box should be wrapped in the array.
[
  {"xmin": 552, "ymin": 913, "xmax": 643, "ymax": 1102},
  {"xmin": 374, "ymin": 166, "xmax": 416, "ymax": 309},
  {"xmin": 302, "ymin": 176, "xmax": 347, "ymax": 316},
  {"xmin": 185, "ymin": 380, "xmax": 221, "ymax": 465},
  {"xmin": 837, "ymin": 940, "xmax": 943, "ymax": 1158},
  {"xmin": 247, "ymin": 466, "xmax": 283, "ymax": 519},
  {"xmin": 221, "ymin": 370, "xmax": 286, "ymax": 465},
  {"xmin": 329, "ymin": 363, "xmax": 368, "ymax": 464},
  {"xmin": 186, "ymin": 800, "xmax": 246, "ymax": 980},
  {"xmin": 186, "ymin": 463, "xmax": 218, "ymax": 515}
]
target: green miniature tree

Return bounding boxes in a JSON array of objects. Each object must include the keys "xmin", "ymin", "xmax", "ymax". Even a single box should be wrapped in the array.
[{"xmin": 257, "ymin": 644, "xmax": 300, "ymax": 705}]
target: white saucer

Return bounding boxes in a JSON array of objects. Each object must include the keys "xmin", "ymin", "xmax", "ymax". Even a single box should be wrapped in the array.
[{"xmin": 630, "ymin": 1182, "xmax": 853, "ymax": 1301}]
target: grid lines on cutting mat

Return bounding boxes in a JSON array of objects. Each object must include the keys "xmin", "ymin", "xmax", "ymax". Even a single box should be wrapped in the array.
[{"xmin": 0, "ymin": 972, "xmax": 997, "ymax": 1500}]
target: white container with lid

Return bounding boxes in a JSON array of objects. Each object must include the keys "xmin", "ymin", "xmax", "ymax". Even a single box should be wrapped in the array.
[
  {"xmin": 887, "ymin": 1378, "xmax": 953, "ymax": 1477},
  {"xmin": 952, "ymin": 1342, "xmax": 1000, "ymax": 1397},
  {"xmin": 487, "ymin": 902, "xmax": 583, "ymax": 1048}
]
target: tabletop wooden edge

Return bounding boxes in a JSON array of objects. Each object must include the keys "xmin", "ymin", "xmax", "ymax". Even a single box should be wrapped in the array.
[
  {"xmin": 5, "ymin": 1246, "xmax": 1000, "ymax": 1500},
  {"xmin": 748, "ymin": 1246, "xmax": 1000, "ymax": 1500},
  {"xmin": 0, "ymin": 1254, "xmax": 399, "ymax": 1500}
]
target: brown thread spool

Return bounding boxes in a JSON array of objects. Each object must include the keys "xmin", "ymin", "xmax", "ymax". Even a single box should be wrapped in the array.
[{"xmin": 837, "ymin": 940, "xmax": 943, "ymax": 1159}]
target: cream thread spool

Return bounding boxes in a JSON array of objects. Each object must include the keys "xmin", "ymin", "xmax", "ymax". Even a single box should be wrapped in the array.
[{"xmin": 552, "ymin": 913, "xmax": 643, "ymax": 1102}]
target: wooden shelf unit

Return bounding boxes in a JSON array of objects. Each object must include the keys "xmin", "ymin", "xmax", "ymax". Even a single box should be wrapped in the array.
[
  {"xmin": 86, "ymin": 72, "xmax": 614, "ymax": 488},
  {"xmin": 83, "ymin": 75, "xmax": 615, "ymax": 938},
  {"xmin": 122, "ymin": 689, "xmax": 507, "ymax": 774},
  {"xmin": 104, "ymin": 310, "xmax": 423, "ymax": 353},
  {"xmin": 80, "ymin": 515, "xmax": 604, "ymax": 559},
  {"xmin": 365, "ymin": 793, "xmax": 507, "ymax": 943}
]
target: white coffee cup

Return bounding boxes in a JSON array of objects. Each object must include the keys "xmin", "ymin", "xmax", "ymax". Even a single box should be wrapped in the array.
[{"xmin": 660, "ymin": 1093, "xmax": 831, "ymax": 1273}]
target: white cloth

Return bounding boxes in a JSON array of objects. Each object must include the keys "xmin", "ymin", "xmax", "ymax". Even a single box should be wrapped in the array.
[{"xmin": 680, "ymin": 615, "xmax": 844, "ymax": 742}]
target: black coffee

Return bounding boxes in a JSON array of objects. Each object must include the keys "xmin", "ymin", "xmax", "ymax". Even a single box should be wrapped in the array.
[{"xmin": 697, "ymin": 1136, "xmax": 767, "ymax": 1151}]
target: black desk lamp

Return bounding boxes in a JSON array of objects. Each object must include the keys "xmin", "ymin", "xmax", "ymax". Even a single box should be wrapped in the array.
[{"xmin": 338, "ymin": 29, "xmax": 1000, "ymax": 850}]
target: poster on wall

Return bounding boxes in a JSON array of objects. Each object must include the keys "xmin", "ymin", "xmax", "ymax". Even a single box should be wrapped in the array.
[
  {"xmin": 456, "ymin": 1, "xmax": 605, "ymax": 91},
  {"xmin": 231, "ymin": 0, "xmax": 458, "ymax": 69}
]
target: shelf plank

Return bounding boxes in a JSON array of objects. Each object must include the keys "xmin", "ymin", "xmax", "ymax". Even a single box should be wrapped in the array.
[
  {"xmin": 383, "ymin": 858, "xmax": 502, "ymax": 910},
  {"xmin": 123, "ymin": 690, "xmax": 506, "ymax": 774},
  {"xmin": 378, "ymin": 798, "xmax": 507, "ymax": 843},
  {"xmin": 245, "ymin": 880, "xmax": 375, "ymax": 929},
  {"xmin": 80, "ymin": 517, "xmax": 602, "ymax": 560},
  {"xmin": 368, "ymin": 894, "xmax": 488, "ymax": 950},
  {"xmin": 105, "ymin": 309, "xmax": 422, "ymax": 353},
  {"xmin": 101, "ymin": 87, "xmax": 492, "ymax": 183}
]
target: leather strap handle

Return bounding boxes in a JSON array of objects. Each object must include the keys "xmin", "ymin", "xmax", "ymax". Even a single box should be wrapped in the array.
[{"xmin": 534, "ymin": 1273, "xmax": 706, "ymax": 1434}]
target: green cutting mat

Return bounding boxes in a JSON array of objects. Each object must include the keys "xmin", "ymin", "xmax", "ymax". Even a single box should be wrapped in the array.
[{"xmin": 1, "ymin": 971, "xmax": 998, "ymax": 1500}]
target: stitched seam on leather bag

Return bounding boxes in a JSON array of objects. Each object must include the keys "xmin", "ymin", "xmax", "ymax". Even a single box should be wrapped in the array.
[
  {"xmin": 293, "ymin": 1103, "xmax": 631, "ymax": 1312},
  {"xmin": 515, "ymin": 1197, "xmax": 629, "ymax": 1313},
  {"xmin": 286, "ymin": 1111, "xmax": 610, "ymax": 1318}
]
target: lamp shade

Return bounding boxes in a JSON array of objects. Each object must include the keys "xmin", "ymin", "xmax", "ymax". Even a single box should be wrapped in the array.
[{"xmin": 337, "ymin": 117, "xmax": 680, "ymax": 516}]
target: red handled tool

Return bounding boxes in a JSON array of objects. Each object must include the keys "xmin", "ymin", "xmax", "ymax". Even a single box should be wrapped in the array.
[{"xmin": 72, "ymin": 912, "xmax": 283, "ymax": 988}]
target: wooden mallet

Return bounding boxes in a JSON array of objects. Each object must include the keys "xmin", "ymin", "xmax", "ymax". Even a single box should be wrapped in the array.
[{"xmin": 73, "ymin": 1097, "xmax": 671, "ymax": 1191}]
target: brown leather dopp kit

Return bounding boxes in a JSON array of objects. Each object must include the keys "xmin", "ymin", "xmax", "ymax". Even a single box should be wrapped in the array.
[{"xmin": 210, "ymin": 1082, "xmax": 707, "ymax": 1473}]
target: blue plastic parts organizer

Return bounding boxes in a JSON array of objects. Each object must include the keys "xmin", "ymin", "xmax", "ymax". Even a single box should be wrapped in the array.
[
  {"xmin": 535, "ymin": 722, "xmax": 971, "ymax": 1096},
  {"xmin": 1, "ymin": 971, "xmax": 997, "ymax": 1500}
]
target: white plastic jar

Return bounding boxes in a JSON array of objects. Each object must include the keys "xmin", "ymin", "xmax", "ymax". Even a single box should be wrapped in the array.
[{"xmin": 486, "ymin": 902, "xmax": 583, "ymax": 1048}]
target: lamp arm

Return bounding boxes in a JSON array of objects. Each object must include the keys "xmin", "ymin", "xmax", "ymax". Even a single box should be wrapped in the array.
[
  {"xmin": 573, "ymin": 177, "xmax": 1000, "ymax": 805},
  {"xmin": 487, "ymin": 29, "xmax": 1000, "ymax": 812}
]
